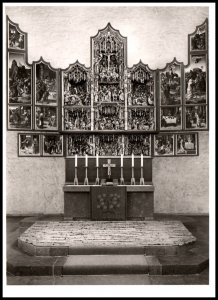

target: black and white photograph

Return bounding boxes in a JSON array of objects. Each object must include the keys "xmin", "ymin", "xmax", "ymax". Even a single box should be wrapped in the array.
[
  {"xmin": 160, "ymin": 106, "xmax": 182, "ymax": 130},
  {"xmin": 8, "ymin": 53, "xmax": 31, "ymax": 104},
  {"xmin": 35, "ymin": 106, "xmax": 58, "ymax": 130},
  {"xmin": 154, "ymin": 134, "xmax": 174, "ymax": 156},
  {"xmin": 43, "ymin": 135, "xmax": 63, "ymax": 156},
  {"xmin": 95, "ymin": 134, "xmax": 122, "ymax": 156},
  {"xmin": 8, "ymin": 105, "xmax": 31, "ymax": 129},
  {"xmin": 189, "ymin": 20, "xmax": 207, "ymax": 52},
  {"xmin": 128, "ymin": 108, "xmax": 155, "ymax": 131},
  {"xmin": 63, "ymin": 62, "xmax": 91, "ymax": 106},
  {"xmin": 124, "ymin": 134, "xmax": 151, "ymax": 156},
  {"xmin": 160, "ymin": 62, "xmax": 182, "ymax": 106},
  {"xmin": 64, "ymin": 107, "xmax": 91, "ymax": 131},
  {"xmin": 35, "ymin": 61, "xmax": 58, "ymax": 106},
  {"xmin": 3, "ymin": 3, "xmax": 215, "ymax": 298},
  {"xmin": 185, "ymin": 105, "xmax": 207, "ymax": 129},
  {"xmin": 8, "ymin": 20, "xmax": 25, "ymax": 50},
  {"xmin": 185, "ymin": 55, "xmax": 207, "ymax": 104},
  {"xmin": 18, "ymin": 133, "xmax": 41, "ymax": 156},
  {"xmin": 67, "ymin": 134, "xmax": 95, "ymax": 156},
  {"xmin": 128, "ymin": 63, "xmax": 155, "ymax": 107},
  {"xmin": 94, "ymin": 105, "xmax": 125, "ymax": 130},
  {"xmin": 176, "ymin": 133, "xmax": 198, "ymax": 156}
]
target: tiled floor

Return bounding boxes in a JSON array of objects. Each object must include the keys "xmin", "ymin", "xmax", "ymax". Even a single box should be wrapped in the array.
[{"xmin": 6, "ymin": 215, "xmax": 209, "ymax": 285}]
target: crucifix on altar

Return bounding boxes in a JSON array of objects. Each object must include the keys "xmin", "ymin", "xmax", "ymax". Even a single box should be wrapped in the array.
[{"xmin": 103, "ymin": 159, "xmax": 116, "ymax": 183}]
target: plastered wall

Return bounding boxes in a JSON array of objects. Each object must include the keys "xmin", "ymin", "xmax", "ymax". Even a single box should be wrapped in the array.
[
  {"xmin": 6, "ymin": 131, "xmax": 209, "ymax": 215},
  {"xmin": 153, "ymin": 132, "xmax": 209, "ymax": 214},
  {"xmin": 5, "ymin": 6, "xmax": 209, "ymax": 215}
]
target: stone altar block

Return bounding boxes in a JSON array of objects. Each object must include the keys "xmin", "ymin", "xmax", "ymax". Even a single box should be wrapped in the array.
[{"xmin": 91, "ymin": 186, "xmax": 126, "ymax": 221}]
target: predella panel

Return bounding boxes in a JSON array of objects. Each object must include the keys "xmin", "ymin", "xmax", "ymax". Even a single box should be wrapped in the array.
[
  {"xmin": 18, "ymin": 133, "xmax": 40, "ymax": 156},
  {"xmin": 176, "ymin": 133, "xmax": 198, "ymax": 155},
  {"xmin": 154, "ymin": 134, "xmax": 174, "ymax": 156}
]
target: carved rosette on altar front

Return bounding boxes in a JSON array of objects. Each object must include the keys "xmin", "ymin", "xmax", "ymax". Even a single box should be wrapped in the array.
[{"xmin": 91, "ymin": 186, "xmax": 126, "ymax": 220}]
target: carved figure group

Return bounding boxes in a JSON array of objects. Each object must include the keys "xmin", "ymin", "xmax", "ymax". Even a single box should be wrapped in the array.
[
  {"xmin": 65, "ymin": 109, "xmax": 91, "ymax": 130},
  {"xmin": 94, "ymin": 86, "xmax": 124, "ymax": 103},
  {"xmin": 128, "ymin": 110, "xmax": 155, "ymax": 130},
  {"xmin": 68, "ymin": 136, "xmax": 94, "ymax": 155}
]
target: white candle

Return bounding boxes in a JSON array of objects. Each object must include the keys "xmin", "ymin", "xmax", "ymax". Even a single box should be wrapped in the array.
[
  {"xmin": 85, "ymin": 155, "xmax": 88, "ymax": 167},
  {"xmin": 132, "ymin": 153, "xmax": 134, "ymax": 167},
  {"xmin": 96, "ymin": 154, "xmax": 99, "ymax": 167},
  {"xmin": 141, "ymin": 154, "xmax": 143, "ymax": 167},
  {"xmin": 75, "ymin": 154, "xmax": 77, "ymax": 167},
  {"xmin": 121, "ymin": 154, "xmax": 123, "ymax": 167}
]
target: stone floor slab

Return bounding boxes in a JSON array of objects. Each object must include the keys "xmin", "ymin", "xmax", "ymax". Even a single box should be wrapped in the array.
[{"xmin": 19, "ymin": 220, "xmax": 196, "ymax": 249}]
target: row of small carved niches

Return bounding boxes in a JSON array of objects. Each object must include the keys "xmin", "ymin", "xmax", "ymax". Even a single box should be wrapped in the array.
[
  {"xmin": 66, "ymin": 133, "xmax": 199, "ymax": 157},
  {"xmin": 17, "ymin": 132, "xmax": 198, "ymax": 157}
]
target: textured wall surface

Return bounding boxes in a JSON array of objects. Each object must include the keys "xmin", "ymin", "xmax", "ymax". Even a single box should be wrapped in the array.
[
  {"xmin": 5, "ymin": 6, "xmax": 209, "ymax": 215},
  {"xmin": 153, "ymin": 132, "xmax": 209, "ymax": 214},
  {"xmin": 6, "ymin": 131, "xmax": 65, "ymax": 215},
  {"xmin": 6, "ymin": 131, "xmax": 209, "ymax": 215}
]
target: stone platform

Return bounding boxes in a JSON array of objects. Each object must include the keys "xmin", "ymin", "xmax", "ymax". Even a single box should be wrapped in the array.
[
  {"xmin": 7, "ymin": 215, "xmax": 209, "ymax": 278},
  {"xmin": 18, "ymin": 220, "xmax": 196, "ymax": 256}
]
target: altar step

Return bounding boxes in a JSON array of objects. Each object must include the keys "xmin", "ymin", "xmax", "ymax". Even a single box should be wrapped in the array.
[
  {"xmin": 7, "ymin": 253, "xmax": 208, "ymax": 276},
  {"xmin": 62, "ymin": 254, "xmax": 208, "ymax": 275},
  {"xmin": 63, "ymin": 255, "xmax": 152, "ymax": 275}
]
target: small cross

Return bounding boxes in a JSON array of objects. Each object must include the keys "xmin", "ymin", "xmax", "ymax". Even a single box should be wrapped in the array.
[{"xmin": 103, "ymin": 159, "xmax": 116, "ymax": 178}]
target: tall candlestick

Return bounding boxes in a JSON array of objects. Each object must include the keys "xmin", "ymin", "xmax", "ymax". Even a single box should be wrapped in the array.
[
  {"xmin": 85, "ymin": 155, "xmax": 88, "ymax": 167},
  {"xmin": 75, "ymin": 154, "xmax": 77, "ymax": 167},
  {"xmin": 132, "ymin": 153, "xmax": 134, "ymax": 167},
  {"xmin": 96, "ymin": 154, "xmax": 99, "ymax": 167},
  {"xmin": 141, "ymin": 153, "xmax": 143, "ymax": 167},
  {"xmin": 121, "ymin": 154, "xmax": 123, "ymax": 167}
]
